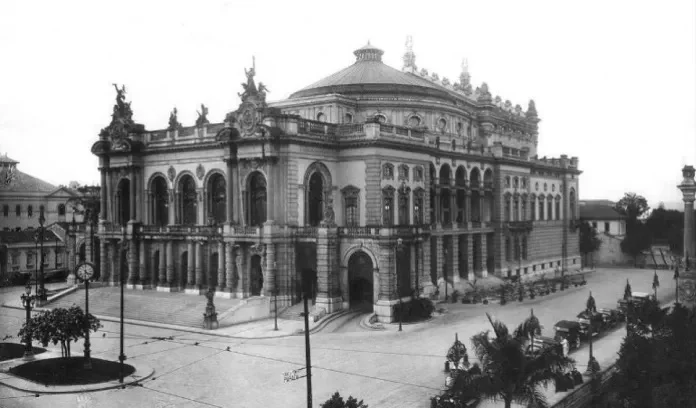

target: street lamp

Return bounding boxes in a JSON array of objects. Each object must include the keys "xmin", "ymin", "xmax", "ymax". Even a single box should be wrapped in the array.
[
  {"xmin": 118, "ymin": 228, "xmax": 128, "ymax": 384},
  {"xmin": 674, "ymin": 261, "xmax": 680, "ymax": 306},
  {"xmin": 585, "ymin": 291, "xmax": 600, "ymax": 375},
  {"xmin": 395, "ymin": 238, "xmax": 404, "ymax": 332},
  {"xmin": 273, "ymin": 267, "xmax": 279, "ymax": 331},
  {"xmin": 20, "ymin": 284, "xmax": 35, "ymax": 357},
  {"xmin": 76, "ymin": 261, "xmax": 95, "ymax": 369},
  {"xmin": 36, "ymin": 208, "xmax": 47, "ymax": 302},
  {"xmin": 443, "ymin": 247, "xmax": 449, "ymax": 302}
]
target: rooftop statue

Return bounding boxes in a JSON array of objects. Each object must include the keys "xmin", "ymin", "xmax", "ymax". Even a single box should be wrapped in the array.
[
  {"xmin": 239, "ymin": 57, "xmax": 258, "ymax": 99},
  {"xmin": 100, "ymin": 83, "xmax": 136, "ymax": 143},
  {"xmin": 196, "ymin": 104, "xmax": 210, "ymax": 127},
  {"xmin": 257, "ymin": 82, "xmax": 269, "ymax": 102},
  {"xmin": 168, "ymin": 107, "xmax": 181, "ymax": 131}
]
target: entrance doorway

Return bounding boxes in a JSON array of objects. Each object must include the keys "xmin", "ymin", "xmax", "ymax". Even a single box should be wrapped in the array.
[
  {"xmin": 348, "ymin": 251, "xmax": 374, "ymax": 311},
  {"xmin": 250, "ymin": 254, "xmax": 263, "ymax": 296}
]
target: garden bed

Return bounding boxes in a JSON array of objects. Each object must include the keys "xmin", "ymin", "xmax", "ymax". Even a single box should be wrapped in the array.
[
  {"xmin": 10, "ymin": 357, "xmax": 135, "ymax": 386},
  {"xmin": 0, "ymin": 343, "xmax": 46, "ymax": 362}
]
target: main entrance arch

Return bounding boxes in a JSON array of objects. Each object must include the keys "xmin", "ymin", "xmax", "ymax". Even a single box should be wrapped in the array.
[{"xmin": 348, "ymin": 251, "xmax": 374, "ymax": 311}]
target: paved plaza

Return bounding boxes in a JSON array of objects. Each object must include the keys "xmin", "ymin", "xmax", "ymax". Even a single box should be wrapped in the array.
[{"xmin": 0, "ymin": 267, "xmax": 676, "ymax": 408}]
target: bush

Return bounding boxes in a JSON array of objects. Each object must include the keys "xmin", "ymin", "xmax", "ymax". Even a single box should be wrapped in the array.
[
  {"xmin": 451, "ymin": 290, "xmax": 460, "ymax": 303},
  {"xmin": 518, "ymin": 282, "xmax": 525, "ymax": 301},
  {"xmin": 321, "ymin": 392, "xmax": 368, "ymax": 408},
  {"xmin": 394, "ymin": 298, "xmax": 434, "ymax": 322},
  {"xmin": 529, "ymin": 284, "xmax": 536, "ymax": 299},
  {"xmin": 18, "ymin": 306, "xmax": 101, "ymax": 358}
]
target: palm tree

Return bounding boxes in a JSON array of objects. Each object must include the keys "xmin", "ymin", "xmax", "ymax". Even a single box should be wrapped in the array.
[
  {"xmin": 514, "ymin": 309, "xmax": 541, "ymax": 354},
  {"xmin": 463, "ymin": 313, "xmax": 575, "ymax": 408}
]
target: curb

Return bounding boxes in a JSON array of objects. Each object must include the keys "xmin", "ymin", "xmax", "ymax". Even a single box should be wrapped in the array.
[
  {"xmin": 0, "ymin": 351, "xmax": 154, "ymax": 394},
  {"xmin": 305, "ymin": 309, "xmax": 354, "ymax": 335}
]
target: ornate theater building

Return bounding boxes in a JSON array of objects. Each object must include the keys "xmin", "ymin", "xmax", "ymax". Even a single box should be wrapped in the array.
[{"xmin": 91, "ymin": 40, "xmax": 581, "ymax": 322}]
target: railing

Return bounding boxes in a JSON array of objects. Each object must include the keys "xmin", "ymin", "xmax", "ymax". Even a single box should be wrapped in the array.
[
  {"xmin": 292, "ymin": 226, "xmax": 318, "ymax": 238},
  {"xmin": 339, "ymin": 226, "xmax": 381, "ymax": 237},
  {"xmin": 231, "ymin": 225, "xmax": 260, "ymax": 236},
  {"xmin": 206, "ymin": 123, "xmax": 225, "ymax": 135},
  {"xmin": 150, "ymin": 131, "xmax": 167, "ymax": 141},
  {"xmin": 101, "ymin": 223, "xmax": 124, "ymax": 233},
  {"xmin": 336, "ymin": 123, "xmax": 364, "ymax": 135},
  {"xmin": 506, "ymin": 221, "xmax": 534, "ymax": 231},
  {"xmin": 178, "ymin": 127, "xmax": 195, "ymax": 137},
  {"xmin": 471, "ymin": 221, "xmax": 482, "ymax": 228}
]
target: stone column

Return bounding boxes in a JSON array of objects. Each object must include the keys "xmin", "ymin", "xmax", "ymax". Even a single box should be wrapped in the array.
[
  {"xmin": 85, "ymin": 224, "xmax": 93, "ymax": 263},
  {"xmin": 479, "ymin": 195, "xmax": 485, "ymax": 224},
  {"xmin": 99, "ymin": 240, "xmax": 107, "ymax": 283},
  {"xmin": 465, "ymin": 191, "xmax": 471, "ymax": 224},
  {"xmin": 100, "ymin": 164, "xmax": 108, "ymax": 221},
  {"xmin": 434, "ymin": 186, "xmax": 441, "ymax": 225},
  {"xmin": 127, "ymin": 239, "xmax": 138, "ymax": 285},
  {"xmin": 144, "ymin": 190, "xmax": 151, "ymax": 225},
  {"xmin": 105, "ymin": 170, "xmax": 113, "ymax": 223},
  {"xmin": 195, "ymin": 242, "xmax": 203, "ymax": 291},
  {"xmin": 66, "ymin": 230, "xmax": 77, "ymax": 285},
  {"xmin": 109, "ymin": 243, "xmax": 118, "ymax": 286},
  {"xmin": 264, "ymin": 242, "xmax": 276, "ymax": 297},
  {"xmin": 226, "ymin": 159, "xmax": 234, "ymax": 224},
  {"xmin": 225, "ymin": 242, "xmax": 235, "ymax": 293},
  {"xmin": 452, "ymin": 234, "xmax": 460, "ymax": 284},
  {"xmin": 158, "ymin": 242, "xmax": 166, "ymax": 287},
  {"xmin": 436, "ymin": 236, "xmax": 443, "ymax": 281},
  {"xmin": 467, "ymin": 235, "xmax": 474, "ymax": 280},
  {"xmin": 217, "ymin": 241, "xmax": 226, "ymax": 292},
  {"xmin": 315, "ymin": 227, "xmax": 341, "ymax": 313},
  {"xmin": 678, "ymin": 166, "xmax": 696, "ymax": 260},
  {"xmin": 480, "ymin": 234, "xmax": 488, "ymax": 278},
  {"xmin": 138, "ymin": 240, "xmax": 148, "ymax": 288},
  {"xmin": 165, "ymin": 241, "xmax": 174, "ymax": 290},
  {"xmin": 450, "ymin": 184, "xmax": 457, "ymax": 225},
  {"xmin": 168, "ymin": 192, "xmax": 176, "ymax": 226},
  {"xmin": 129, "ymin": 168, "xmax": 136, "ymax": 221},
  {"xmin": 234, "ymin": 246, "xmax": 245, "ymax": 297},
  {"xmin": 186, "ymin": 241, "xmax": 195, "ymax": 290}
]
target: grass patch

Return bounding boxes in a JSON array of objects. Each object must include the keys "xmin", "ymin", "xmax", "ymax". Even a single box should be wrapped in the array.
[
  {"xmin": 0, "ymin": 343, "xmax": 46, "ymax": 362},
  {"xmin": 10, "ymin": 357, "xmax": 135, "ymax": 385}
]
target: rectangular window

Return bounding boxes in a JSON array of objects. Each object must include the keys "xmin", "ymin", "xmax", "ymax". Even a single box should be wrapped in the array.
[
  {"xmin": 541, "ymin": 262, "xmax": 545, "ymax": 269},
  {"xmin": 604, "ymin": 222, "xmax": 610, "ymax": 233},
  {"xmin": 345, "ymin": 197, "xmax": 358, "ymax": 227},
  {"xmin": 547, "ymin": 201, "xmax": 553, "ymax": 221},
  {"xmin": 505, "ymin": 200, "xmax": 511, "ymax": 222},
  {"xmin": 10, "ymin": 252, "xmax": 19, "ymax": 265},
  {"xmin": 533, "ymin": 265, "xmax": 536, "ymax": 271},
  {"xmin": 383, "ymin": 197, "xmax": 393, "ymax": 226},
  {"xmin": 15, "ymin": 205, "xmax": 20, "ymax": 217},
  {"xmin": 521, "ymin": 200, "xmax": 527, "ymax": 221},
  {"xmin": 413, "ymin": 194, "xmax": 423, "ymax": 225},
  {"xmin": 555, "ymin": 201, "xmax": 560, "ymax": 220},
  {"xmin": 538, "ymin": 200, "xmax": 544, "ymax": 220},
  {"xmin": 27, "ymin": 205, "xmax": 33, "ymax": 217},
  {"xmin": 513, "ymin": 199, "xmax": 519, "ymax": 221},
  {"xmin": 2, "ymin": 205, "xmax": 7, "ymax": 217},
  {"xmin": 55, "ymin": 250, "xmax": 63, "ymax": 267},
  {"xmin": 26, "ymin": 252, "xmax": 34, "ymax": 268},
  {"xmin": 524, "ymin": 267, "xmax": 528, "ymax": 275},
  {"xmin": 522, "ymin": 237, "xmax": 527, "ymax": 260},
  {"xmin": 398, "ymin": 193, "xmax": 409, "ymax": 225}
]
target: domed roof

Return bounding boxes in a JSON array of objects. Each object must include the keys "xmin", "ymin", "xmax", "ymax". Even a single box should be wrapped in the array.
[{"xmin": 289, "ymin": 43, "xmax": 451, "ymax": 100}]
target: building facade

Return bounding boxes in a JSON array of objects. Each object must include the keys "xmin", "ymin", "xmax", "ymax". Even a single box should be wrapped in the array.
[
  {"xmin": 92, "ymin": 42, "xmax": 581, "ymax": 322},
  {"xmin": 579, "ymin": 200, "xmax": 629, "ymax": 266}
]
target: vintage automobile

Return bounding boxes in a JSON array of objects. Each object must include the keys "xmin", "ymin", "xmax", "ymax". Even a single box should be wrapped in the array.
[
  {"xmin": 617, "ymin": 291, "xmax": 653, "ymax": 316},
  {"xmin": 576, "ymin": 310, "xmax": 606, "ymax": 333},
  {"xmin": 523, "ymin": 336, "xmax": 563, "ymax": 357},
  {"xmin": 597, "ymin": 308, "xmax": 622, "ymax": 328},
  {"xmin": 553, "ymin": 320, "xmax": 585, "ymax": 350}
]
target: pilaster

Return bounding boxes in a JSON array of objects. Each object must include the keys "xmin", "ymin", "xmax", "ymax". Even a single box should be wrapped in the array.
[
  {"xmin": 99, "ymin": 239, "xmax": 107, "ymax": 283},
  {"xmin": 195, "ymin": 242, "xmax": 203, "ymax": 291},
  {"xmin": 217, "ymin": 241, "xmax": 226, "ymax": 292},
  {"xmin": 127, "ymin": 239, "xmax": 138, "ymax": 286},
  {"xmin": 186, "ymin": 241, "xmax": 195, "ymax": 291},
  {"xmin": 158, "ymin": 242, "xmax": 166, "ymax": 287},
  {"xmin": 467, "ymin": 235, "xmax": 474, "ymax": 280},
  {"xmin": 480, "ymin": 233, "xmax": 488, "ymax": 278},
  {"xmin": 137, "ymin": 240, "xmax": 149, "ymax": 289},
  {"xmin": 452, "ymin": 234, "xmax": 460, "ymax": 284}
]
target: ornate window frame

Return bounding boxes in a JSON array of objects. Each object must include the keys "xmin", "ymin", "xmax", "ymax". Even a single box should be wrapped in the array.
[
  {"xmin": 382, "ymin": 163, "xmax": 394, "ymax": 180},
  {"xmin": 398, "ymin": 164, "xmax": 410, "ymax": 181},
  {"xmin": 505, "ymin": 176, "xmax": 511, "ymax": 188},
  {"xmin": 413, "ymin": 187, "xmax": 425, "ymax": 225},
  {"xmin": 341, "ymin": 185, "xmax": 360, "ymax": 227},
  {"xmin": 398, "ymin": 184, "xmax": 411, "ymax": 225},
  {"xmin": 413, "ymin": 166, "xmax": 424, "ymax": 182},
  {"xmin": 382, "ymin": 186, "xmax": 395, "ymax": 226},
  {"xmin": 407, "ymin": 114, "xmax": 422, "ymax": 127},
  {"xmin": 547, "ymin": 194, "xmax": 554, "ymax": 221}
]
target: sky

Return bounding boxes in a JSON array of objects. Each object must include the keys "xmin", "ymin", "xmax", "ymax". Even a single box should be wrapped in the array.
[{"xmin": 0, "ymin": 0, "xmax": 694, "ymax": 208}]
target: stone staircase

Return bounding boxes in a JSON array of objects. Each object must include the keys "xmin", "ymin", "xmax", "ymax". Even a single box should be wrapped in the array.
[
  {"xmin": 279, "ymin": 302, "xmax": 307, "ymax": 321},
  {"xmin": 46, "ymin": 287, "xmax": 244, "ymax": 328}
]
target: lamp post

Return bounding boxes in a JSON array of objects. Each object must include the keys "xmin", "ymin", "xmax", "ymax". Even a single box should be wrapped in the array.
[
  {"xmin": 20, "ymin": 284, "xmax": 35, "ymax": 357},
  {"xmin": 585, "ymin": 291, "xmax": 599, "ymax": 375},
  {"xmin": 37, "ymin": 208, "xmax": 47, "ymax": 302},
  {"xmin": 33, "ymin": 239, "xmax": 38, "ymax": 296},
  {"xmin": 301, "ymin": 269, "xmax": 313, "ymax": 408},
  {"xmin": 674, "ymin": 261, "xmax": 680, "ymax": 306},
  {"xmin": 274, "ymin": 268, "xmax": 279, "ymax": 331},
  {"xmin": 443, "ymin": 247, "xmax": 448, "ymax": 302},
  {"xmin": 118, "ymin": 228, "xmax": 127, "ymax": 383},
  {"xmin": 396, "ymin": 238, "xmax": 404, "ymax": 332}
]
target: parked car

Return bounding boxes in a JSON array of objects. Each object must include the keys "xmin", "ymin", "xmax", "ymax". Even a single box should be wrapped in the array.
[
  {"xmin": 553, "ymin": 320, "xmax": 584, "ymax": 350},
  {"xmin": 523, "ymin": 336, "xmax": 563, "ymax": 357},
  {"xmin": 597, "ymin": 308, "xmax": 622, "ymax": 328},
  {"xmin": 617, "ymin": 292, "xmax": 653, "ymax": 315}
]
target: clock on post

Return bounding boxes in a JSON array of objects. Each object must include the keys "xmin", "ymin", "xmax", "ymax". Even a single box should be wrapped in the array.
[{"xmin": 75, "ymin": 262, "xmax": 96, "ymax": 282}]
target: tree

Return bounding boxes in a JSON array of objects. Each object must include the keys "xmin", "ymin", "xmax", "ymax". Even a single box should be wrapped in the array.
[
  {"xmin": 620, "ymin": 223, "xmax": 652, "ymax": 266},
  {"xmin": 646, "ymin": 207, "xmax": 684, "ymax": 254},
  {"xmin": 613, "ymin": 193, "xmax": 650, "ymax": 228},
  {"xmin": 579, "ymin": 222, "xmax": 602, "ymax": 268},
  {"xmin": 18, "ymin": 306, "xmax": 101, "ymax": 358},
  {"xmin": 320, "ymin": 392, "xmax": 368, "ymax": 408},
  {"xmin": 461, "ymin": 314, "xmax": 574, "ymax": 408},
  {"xmin": 614, "ymin": 303, "xmax": 696, "ymax": 408}
]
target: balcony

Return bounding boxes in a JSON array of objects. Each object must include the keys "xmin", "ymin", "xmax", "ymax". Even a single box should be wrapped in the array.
[
  {"xmin": 506, "ymin": 221, "xmax": 533, "ymax": 232},
  {"xmin": 338, "ymin": 226, "xmax": 381, "ymax": 238}
]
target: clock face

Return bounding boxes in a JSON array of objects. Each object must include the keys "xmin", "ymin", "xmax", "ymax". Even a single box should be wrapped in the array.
[{"xmin": 76, "ymin": 262, "xmax": 95, "ymax": 281}]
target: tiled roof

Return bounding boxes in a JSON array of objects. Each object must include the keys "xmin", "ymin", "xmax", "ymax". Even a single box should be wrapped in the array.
[
  {"xmin": 0, "ymin": 229, "xmax": 59, "ymax": 244},
  {"xmin": 0, "ymin": 154, "xmax": 18, "ymax": 164},
  {"xmin": 579, "ymin": 204, "xmax": 624, "ymax": 221},
  {"xmin": 1, "ymin": 170, "xmax": 56, "ymax": 193}
]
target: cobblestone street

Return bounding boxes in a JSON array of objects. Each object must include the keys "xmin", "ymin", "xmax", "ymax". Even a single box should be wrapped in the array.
[{"xmin": 0, "ymin": 267, "xmax": 676, "ymax": 407}]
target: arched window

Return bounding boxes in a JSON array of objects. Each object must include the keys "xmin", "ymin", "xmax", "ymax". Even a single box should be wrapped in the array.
[
  {"xmin": 207, "ymin": 173, "xmax": 226, "ymax": 225},
  {"xmin": 437, "ymin": 118, "xmax": 447, "ymax": 131},
  {"xmin": 504, "ymin": 196, "xmax": 511, "ymax": 222},
  {"xmin": 569, "ymin": 189, "xmax": 576, "ymax": 220},
  {"xmin": 413, "ymin": 166, "xmax": 423, "ymax": 182},
  {"xmin": 117, "ymin": 179, "xmax": 130, "ymax": 226},
  {"xmin": 413, "ymin": 188, "xmax": 424, "ymax": 225},
  {"xmin": 152, "ymin": 177, "xmax": 169, "ymax": 226},
  {"xmin": 521, "ymin": 197, "xmax": 527, "ymax": 221},
  {"xmin": 342, "ymin": 186, "xmax": 359, "ymax": 227},
  {"xmin": 547, "ymin": 195, "xmax": 553, "ymax": 221},
  {"xmin": 247, "ymin": 172, "xmax": 267, "ymax": 226},
  {"xmin": 398, "ymin": 186, "xmax": 410, "ymax": 225},
  {"xmin": 513, "ymin": 177, "xmax": 519, "ymax": 189},
  {"xmin": 375, "ymin": 114, "xmax": 387, "ymax": 123},
  {"xmin": 555, "ymin": 196, "xmax": 561, "ymax": 221},
  {"xmin": 57, "ymin": 203, "xmax": 66, "ymax": 216},
  {"xmin": 398, "ymin": 164, "xmax": 409, "ymax": 181},
  {"xmin": 316, "ymin": 112, "xmax": 325, "ymax": 122},
  {"xmin": 179, "ymin": 175, "xmax": 197, "ymax": 225},
  {"xmin": 538, "ymin": 196, "xmax": 545, "ymax": 220},
  {"xmin": 307, "ymin": 172, "xmax": 324, "ymax": 226},
  {"xmin": 382, "ymin": 187, "xmax": 394, "ymax": 226},
  {"xmin": 408, "ymin": 115, "xmax": 421, "ymax": 127},
  {"xmin": 513, "ymin": 196, "xmax": 519, "ymax": 221}
]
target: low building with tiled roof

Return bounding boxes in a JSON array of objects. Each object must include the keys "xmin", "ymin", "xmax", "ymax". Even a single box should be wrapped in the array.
[{"xmin": 579, "ymin": 200, "xmax": 630, "ymax": 266}]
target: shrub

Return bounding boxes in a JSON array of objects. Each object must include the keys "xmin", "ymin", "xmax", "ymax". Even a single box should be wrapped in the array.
[
  {"xmin": 451, "ymin": 290, "xmax": 460, "ymax": 303},
  {"xmin": 18, "ymin": 306, "xmax": 101, "ymax": 357},
  {"xmin": 518, "ymin": 282, "xmax": 525, "ymax": 301},
  {"xmin": 321, "ymin": 392, "xmax": 368, "ymax": 408},
  {"xmin": 394, "ymin": 298, "xmax": 434, "ymax": 322},
  {"xmin": 529, "ymin": 284, "xmax": 536, "ymax": 299}
]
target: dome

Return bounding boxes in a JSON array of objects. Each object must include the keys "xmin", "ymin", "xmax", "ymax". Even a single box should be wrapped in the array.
[{"xmin": 289, "ymin": 43, "xmax": 452, "ymax": 100}]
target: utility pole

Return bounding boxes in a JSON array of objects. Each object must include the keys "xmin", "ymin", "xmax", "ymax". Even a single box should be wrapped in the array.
[{"xmin": 303, "ymin": 271, "xmax": 313, "ymax": 408}]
